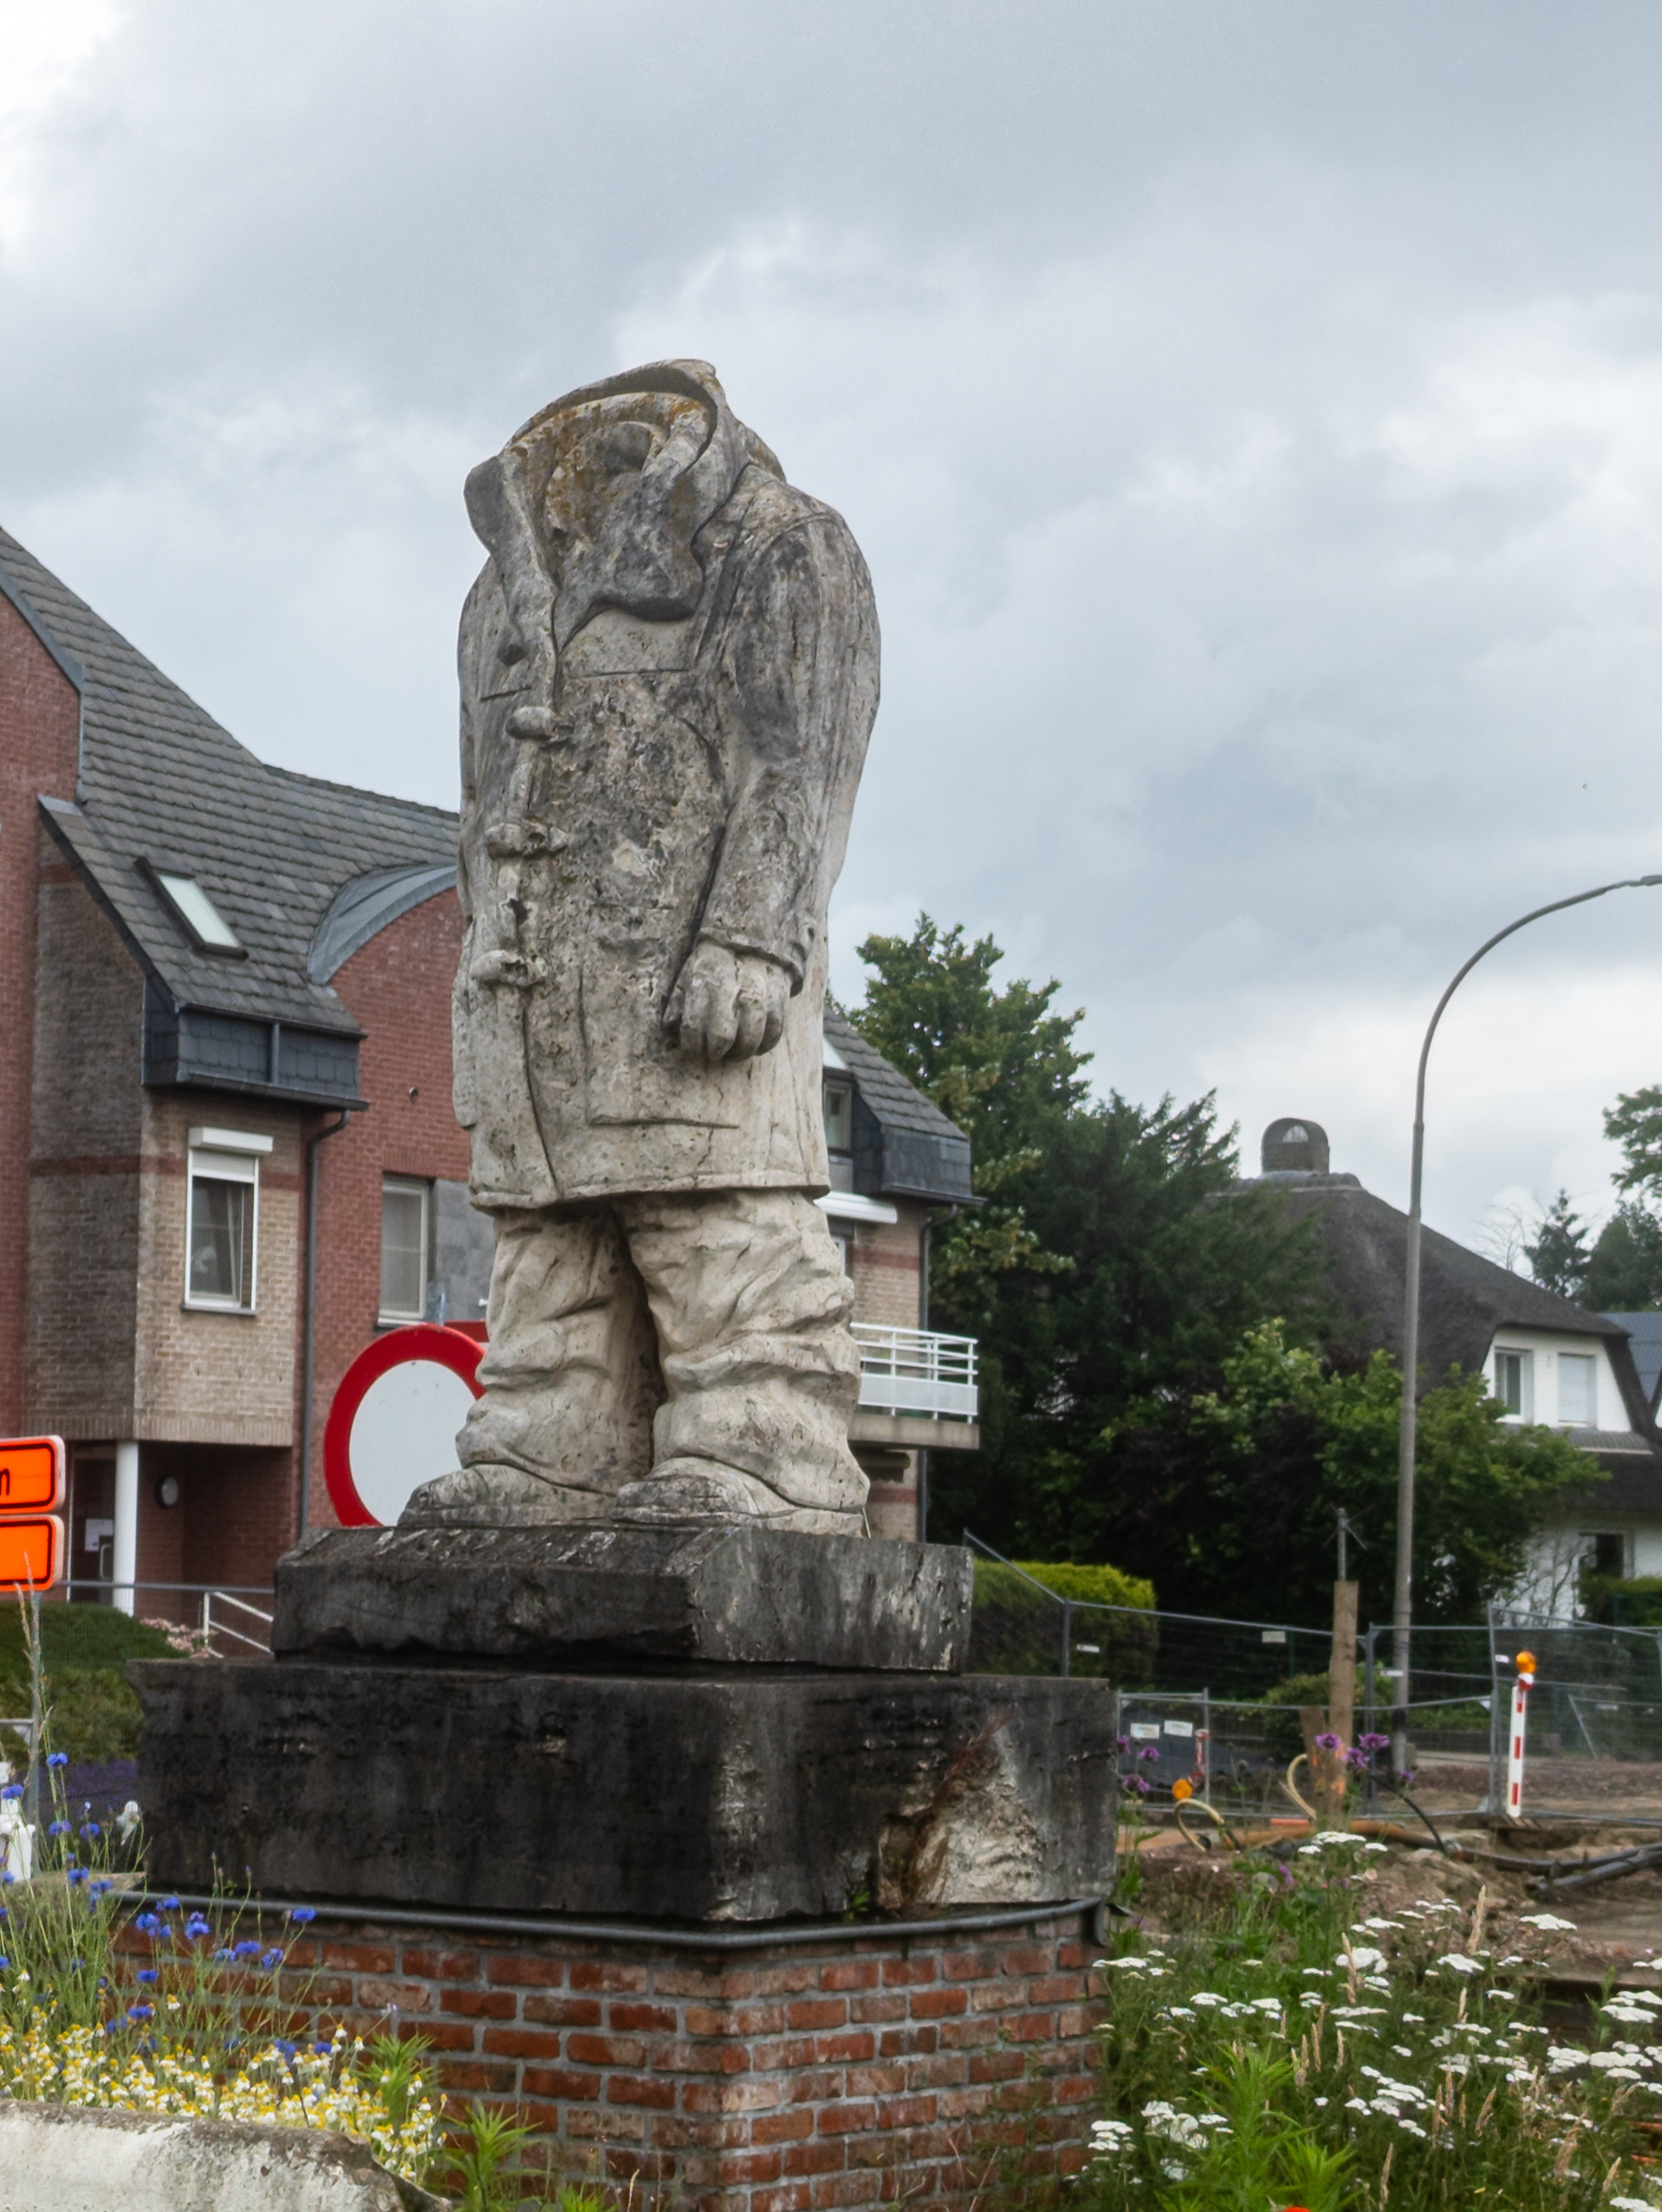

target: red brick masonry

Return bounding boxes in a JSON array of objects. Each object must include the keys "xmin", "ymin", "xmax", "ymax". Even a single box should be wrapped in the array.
[{"xmin": 282, "ymin": 1909, "xmax": 1105, "ymax": 2210}]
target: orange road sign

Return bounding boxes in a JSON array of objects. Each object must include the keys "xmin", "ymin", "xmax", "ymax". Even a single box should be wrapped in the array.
[
  {"xmin": 0, "ymin": 1437, "xmax": 64, "ymax": 1513},
  {"xmin": 0, "ymin": 1517, "xmax": 62, "ymax": 1592},
  {"xmin": 0, "ymin": 1436, "xmax": 67, "ymax": 1590}
]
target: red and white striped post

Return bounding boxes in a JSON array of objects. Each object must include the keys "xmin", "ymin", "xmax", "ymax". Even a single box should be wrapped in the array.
[{"xmin": 1505, "ymin": 1649, "xmax": 1536, "ymax": 1820}]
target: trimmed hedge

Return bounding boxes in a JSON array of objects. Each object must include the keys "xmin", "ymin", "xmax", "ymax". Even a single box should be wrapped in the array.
[
  {"xmin": 968, "ymin": 1557, "xmax": 1156, "ymax": 1682},
  {"xmin": 1582, "ymin": 1574, "xmax": 1662, "ymax": 1628}
]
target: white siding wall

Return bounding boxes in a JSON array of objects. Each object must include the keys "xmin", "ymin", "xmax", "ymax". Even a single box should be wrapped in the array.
[{"xmin": 1483, "ymin": 1330, "xmax": 1626, "ymax": 1432}]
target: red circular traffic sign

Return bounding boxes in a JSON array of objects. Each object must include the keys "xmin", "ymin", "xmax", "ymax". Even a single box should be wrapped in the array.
[{"xmin": 323, "ymin": 1324, "xmax": 484, "ymax": 1528}]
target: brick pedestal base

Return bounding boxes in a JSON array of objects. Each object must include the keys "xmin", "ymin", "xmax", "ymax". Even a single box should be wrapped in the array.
[{"xmin": 282, "ymin": 1908, "xmax": 1104, "ymax": 2210}]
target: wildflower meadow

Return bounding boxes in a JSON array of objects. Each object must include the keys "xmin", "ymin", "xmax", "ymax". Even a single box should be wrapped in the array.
[{"xmin": 1088, "ymin": 1831, "xmax": 1662, "ymax": 2211}]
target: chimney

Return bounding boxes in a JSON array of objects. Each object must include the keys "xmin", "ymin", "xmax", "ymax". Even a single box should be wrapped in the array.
[{"xmin": 1261, "ymin": 1118, "xmax": 1330, "ymax": 1176}]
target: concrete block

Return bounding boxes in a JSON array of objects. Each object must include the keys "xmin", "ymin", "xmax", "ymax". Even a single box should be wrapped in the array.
[
  {"xmin": 272, "ymin": 1523, "xmax": 972, "ymax": 1672},
  {"xmin": 133, "ymin": 1658, "xmax": 1117, "ymax": 1922},
  {"xmin": 0, "ymin": 2100, "xmax": 442, "ymax": 2211}
]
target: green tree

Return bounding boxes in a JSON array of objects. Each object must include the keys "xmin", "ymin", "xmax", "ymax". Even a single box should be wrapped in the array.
[
  {"xmin": 851, "ymin": 916, "xmax": 1090, "ymax": 1323},
  {"xmin": 1584, "ymin": 1200, "xmax": 1662, "ymax": 1311},
  {"xmin": 1098, "ymin": 1321, "xmax": 1598, "ymax": 1624},
  {"xmin": 1606, "ymin": 1083, "xmax": 1662, "ymax": 1197},
  {"xmin": 1524, "ymin": 1189, "xmax": 1592, "ymax": 1300},
  {"xmin": 847, "ymin": 918, "xmax": 1332, "ymax": 1549}
]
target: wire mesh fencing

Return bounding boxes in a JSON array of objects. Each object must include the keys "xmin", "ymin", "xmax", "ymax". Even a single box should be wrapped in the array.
[{"xmin": 964, "ymin": 1534, "xmax": 1662, "ymax": 1821}]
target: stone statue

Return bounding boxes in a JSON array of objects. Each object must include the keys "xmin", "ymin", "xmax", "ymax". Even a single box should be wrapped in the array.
[{"xmin": 402, "ymin": 362, "xmax": 880, "ymax": 1537}]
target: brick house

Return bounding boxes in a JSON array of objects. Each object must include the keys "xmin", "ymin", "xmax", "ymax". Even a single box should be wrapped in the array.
[{"xmin": 0, "ymin": 525, "xmax": 976, "ymax": 1602}]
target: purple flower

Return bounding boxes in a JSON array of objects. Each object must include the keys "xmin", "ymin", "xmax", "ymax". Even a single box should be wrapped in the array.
[
  {"xmin": 1314, "ymin": 1732, "xmax": 1341, "ymax": 1753},
  {"xmin": 1138, "ymin": 1746, "xmax": 1161, "ymax": 1763},
  {"xmin": 1358, "ymin": 1733, "xmax": 1391, "ymax": 1753}
]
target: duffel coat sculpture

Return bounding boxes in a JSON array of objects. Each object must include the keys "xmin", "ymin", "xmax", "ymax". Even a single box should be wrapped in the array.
[{"xmin": 403, "ymin": 361, "xmax": 880, "ymax": 1535}]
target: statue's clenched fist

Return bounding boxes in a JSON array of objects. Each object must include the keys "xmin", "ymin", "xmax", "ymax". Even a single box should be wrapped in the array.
[{"xmin": 667, "ymin": 939, "xmax": 790, "ymax": 1063}]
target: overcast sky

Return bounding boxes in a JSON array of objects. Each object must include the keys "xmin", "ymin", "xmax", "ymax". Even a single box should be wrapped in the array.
[{"xmin": 8, "ymin": 3, "xmax": 1662, "ymax": 1255}]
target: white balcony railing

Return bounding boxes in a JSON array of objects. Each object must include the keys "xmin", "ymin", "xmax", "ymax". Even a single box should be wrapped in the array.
[{"xmin": 853, "ymin": 1324, "xmax": 978, "ymax": 1421}]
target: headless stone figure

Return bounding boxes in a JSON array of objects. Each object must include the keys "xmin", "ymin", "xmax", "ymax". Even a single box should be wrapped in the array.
[{"xmin": 401, "ymin": 361, "xmax": 880, "ymax": 1538}]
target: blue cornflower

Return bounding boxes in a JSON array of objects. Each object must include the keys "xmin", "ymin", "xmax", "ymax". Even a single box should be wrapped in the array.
[
  {"xmin": 312, "ymin": 2040, "xmax": 330, "ymax": 2054},
  {"xmin": 81, "ymin": 1823, "xmax": 101, "ymax": 1839},
  {"xmin": 287, "ymin": 1906, "xmax": 317, "ymax": 1924},
  {"xmin": 89, "ymin": 1880, "xmax": 114, "ymax": 1897},
  {"xmin": 47, "ymin": 1821, "xmax": 69, "ymax": 1837},
  {"xmin": 159, "ymin": 1896, "xmax": 180, "ymax": 1910},
  {"xmin": 212, "ymin": 1948, "xmax": 234, "ymax": 1963},
  {"xmin": 274, "ymin": 2038, "xmax": 297, "ymax": 2059},
  {"xmin": 185, "ymin": 1915, "xmax": 211, "ymax": 1941},
  {"xmin": 67, "ymin": 1868, "xmax": 88, "ymax": 1885},
  {"xmin": 0, "ymin": 1956, "xmax": 10, "ymax": 1972},
  {"xmin": 125, "ymin": 2004, "xmax": 153, "ymax": 2024},
  {"xmin": 44, "ymin": 1753, "xmax": 67, "ymax": 1769},
  {"xmin": 136, "ymin": 1968, "xmax": 159, "ymax": 1985},
  {"xmin": 0, "ymin": 1786, "xmax": 22, "ymax": 1802},
  {"xmin": 261, "ymin": 1948, "xmax": 283, "ymax": 1968},
  {"xmin": 231, "ymin": 1939, "xmax": 263, "ymax": 1961},
  {"xmin": 134, "ymin": 1913, "xmax": 161, "ymax": 1935}
]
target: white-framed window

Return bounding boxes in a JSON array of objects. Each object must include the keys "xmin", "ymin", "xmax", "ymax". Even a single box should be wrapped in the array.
[
  {"xmin": 185, "ymin": 1128, "xmax": 270, "ymax": 1312},
  {"xmin": 380, "ymin": 1177, "xmax": 432, "ymax": 1324},
  {"xmin": 1493, "ymin": 1346, "xmax": 1533, "ymax": 1421},
  {"xmin": 1558, "ymin": 1351, "xmax": 1598, "ymax": 1428}
]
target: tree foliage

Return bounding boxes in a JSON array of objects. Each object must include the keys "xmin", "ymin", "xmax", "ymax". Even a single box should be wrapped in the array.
[
  {"xmin": 1096, "ymin": 1321, "xmax": 1597, "ymax": 1624},
  {"xmin": 847, "ymin": 916, "xmax": 1332, "ymax": 1553},
  {"xmin": 1584, "ymin": 1200, "xmax": 1662, "ymax": 1311},
  {"xmin": 1523, "ymin": 1189, "xmax": 1593, "ymax": 1300},
  {"xmin": 1583, "ymin": 1085, "xmax": 1662, "ymax": 1310}
]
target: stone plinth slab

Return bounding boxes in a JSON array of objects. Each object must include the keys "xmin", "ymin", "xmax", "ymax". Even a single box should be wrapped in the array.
[
  {"xmin": 0, "ymin": 2101, "xmax": 441, "ymax": 2212},
  {"xmin": 272, "ymin": 1522, "xmax": 972, "ymax": 1672},
  {"xmin": 131, "ymin": 1658, "xmax": 1116, "ymax": 1922}
]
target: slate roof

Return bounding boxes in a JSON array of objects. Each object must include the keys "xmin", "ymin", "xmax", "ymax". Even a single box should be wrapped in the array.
[
  {"xmin": 822, "ymin": 1007, "xmax": 976, "ymax": 1205},
  {"xmin": 1603, "ymin": 1313, "xmax": 1662, "ymax": 1414},
  {"xmin": 0, "ymin": 525, "xmax": 458, "ymax": 1038}
]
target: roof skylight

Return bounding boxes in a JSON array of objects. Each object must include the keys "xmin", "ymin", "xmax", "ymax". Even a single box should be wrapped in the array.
[{"xmin": 153, "ymin": 871, "xmax": 244, "ymax": 955}]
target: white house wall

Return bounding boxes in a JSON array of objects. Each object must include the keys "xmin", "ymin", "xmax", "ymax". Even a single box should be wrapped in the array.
[{"xmin": 1483, "ymin": 1330, "xmax": 1625, "ymax": 1434}]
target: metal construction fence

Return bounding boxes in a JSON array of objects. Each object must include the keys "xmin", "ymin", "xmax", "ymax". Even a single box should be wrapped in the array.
[{"xmin": 964, "ymin": 1533, "xmax": 1662, "ymax": 1823}]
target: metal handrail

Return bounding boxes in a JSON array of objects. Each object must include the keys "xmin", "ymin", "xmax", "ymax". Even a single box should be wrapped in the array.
[
  {"xmin": 201, "ymin": 1589, "xmax": 274, "ymax": 1654},
  {"xmin": 852, "ymin": 1323, "xmax": 978, "ymax": 1418}
]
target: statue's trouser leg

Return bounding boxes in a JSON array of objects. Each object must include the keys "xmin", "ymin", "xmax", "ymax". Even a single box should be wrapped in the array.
[
  {"xmin": 618, "ymin": 1188, "xmax": 867, "ymax": 1519},
  {"xmin": 455, "ymin": 1202, "xmax": 660, "ymax": 1499}
]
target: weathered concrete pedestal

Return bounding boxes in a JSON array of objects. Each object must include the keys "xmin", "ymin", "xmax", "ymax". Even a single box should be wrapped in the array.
[{"xmin": 132, "ymin": 1525, "xmax": 1113, "ymax": 2207}]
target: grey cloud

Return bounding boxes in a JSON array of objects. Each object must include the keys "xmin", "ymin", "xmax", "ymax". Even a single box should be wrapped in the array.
[{"xmin": 9, "ymin": 2, "xmax": 1662, "ymax": 1238}]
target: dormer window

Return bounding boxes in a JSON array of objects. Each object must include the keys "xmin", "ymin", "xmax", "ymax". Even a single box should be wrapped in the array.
[
  {"xmin": 823, "ymin": 1077, "xmax": 853, "ymax": 1157},
  {"xmin": 146, "ymin": 866, "xmax": 244, "ymax": 955}
]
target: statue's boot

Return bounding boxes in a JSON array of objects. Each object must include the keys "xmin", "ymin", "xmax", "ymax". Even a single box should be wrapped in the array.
[
  {"xmin": 399, "ymin": 1463, "xmax": 615, "ymax": 1529},
  {"xmin": 612, "ymin": 1456, "xmax": 865, "ymax": 1538}
]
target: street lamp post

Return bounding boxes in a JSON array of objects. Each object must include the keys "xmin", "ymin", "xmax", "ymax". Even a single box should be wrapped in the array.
[{"xmin": 1391, "ymin": 873, "xmax": 1662, "ymax": 1776}]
